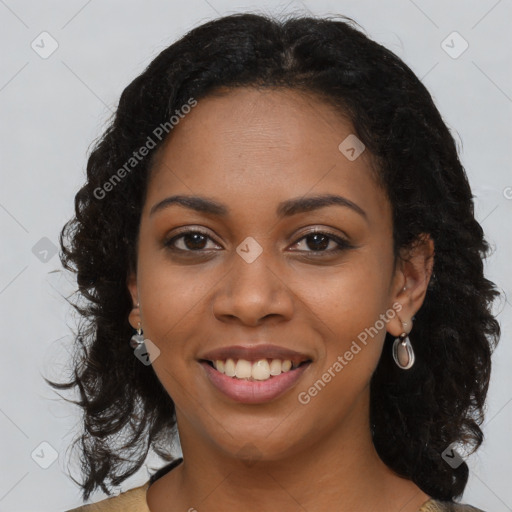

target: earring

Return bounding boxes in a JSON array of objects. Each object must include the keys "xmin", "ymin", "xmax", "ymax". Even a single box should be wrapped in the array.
[
  {"xmin": 392, "ymin": 331, "xmax": 415, "ymax": 370},
  {"xmin": 130, "ymin": 322, "xmax": 145, "ymax": 349}
]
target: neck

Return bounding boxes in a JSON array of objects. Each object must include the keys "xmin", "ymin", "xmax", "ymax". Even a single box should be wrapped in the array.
[{"xmin": 147, "ymin": 389, "xmax": 430, "ymax": 512}]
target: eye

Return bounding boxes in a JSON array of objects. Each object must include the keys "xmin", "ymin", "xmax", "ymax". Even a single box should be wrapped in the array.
[
  {"xmin": 163, "ymin": 228, "xmax": 353, "ymax": 255},
  {"xmin": 164, "ymin": 229, "xmax": 221, "ymax": 252},
  {"xmin": 289, "ymin": 230, "xmax": 353, "ymax": 254}
]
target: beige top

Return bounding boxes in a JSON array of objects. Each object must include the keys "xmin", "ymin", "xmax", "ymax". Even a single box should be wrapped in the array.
[{"xmin": 66, "ymin": 481, "xmax": 486, "ymax": 512}]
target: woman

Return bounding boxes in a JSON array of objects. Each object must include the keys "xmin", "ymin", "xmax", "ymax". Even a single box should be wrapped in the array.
[{"xmin": 51, "ymin": 12, "xmax": 500, "ymax": 512}]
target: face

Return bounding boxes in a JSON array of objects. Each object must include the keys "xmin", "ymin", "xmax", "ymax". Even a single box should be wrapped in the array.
[{"xmin": 128, "ymin": 87, "xmax": 421, "ymax": 462}]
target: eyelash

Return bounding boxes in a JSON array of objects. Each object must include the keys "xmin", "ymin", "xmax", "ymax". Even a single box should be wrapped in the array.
[{"xmin": 163, "ymin": 228, "xmax": 353, "ymax": 255}]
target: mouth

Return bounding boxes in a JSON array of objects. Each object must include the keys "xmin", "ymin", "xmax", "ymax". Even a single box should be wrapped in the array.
[
  {"xmin": 198, "ymin": 357, "xmax": 313, "ymax": 404},
  {"xmin": 198, "ymin": 357, "xmax": 312, "ymax": 382}
]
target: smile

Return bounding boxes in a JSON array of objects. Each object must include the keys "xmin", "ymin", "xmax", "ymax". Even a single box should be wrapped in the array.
[
  {"xmin": 199, "ymin": 358, "xmax": 312, "ymax": 404},
  {"xmin": 206, "ymin": 357, "xmax": 308, "ymax": 380}
]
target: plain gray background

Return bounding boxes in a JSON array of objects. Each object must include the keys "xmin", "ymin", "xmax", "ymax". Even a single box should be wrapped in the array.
[{"xmin": 1, "ymin": 1, "xmax": 511, "ymax": 510}]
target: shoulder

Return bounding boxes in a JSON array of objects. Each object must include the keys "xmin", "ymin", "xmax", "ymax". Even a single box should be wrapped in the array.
[
  {"xmin": 64, "ymin": 482, "xmax": 151, "ymax": 512},
  {"xmin": 64, "ymin": 458, "xmax": 183, "ymax": 512},
  {"xmin": 419, "ymin": 498, "xmax": 487, "ymax": 512}
]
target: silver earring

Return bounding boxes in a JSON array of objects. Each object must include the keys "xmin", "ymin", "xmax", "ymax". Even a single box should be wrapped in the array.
[
  {"xmin": 392, "ymin": 332, "xmax": 415, "ymax": 370},
  {"xmin": 130, "ymin": 323, "xmax": 145, "ymax": 348}
]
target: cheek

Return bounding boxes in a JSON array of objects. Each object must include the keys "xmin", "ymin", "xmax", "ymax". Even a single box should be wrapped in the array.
[
  {"xmin": 134, "ymin": 239, "xmax": 209, "ymax": 353},
  {"xmin": 302, "ymin": 252, "xmax": 393, "ymax": 376},
  {"xmin": 306, "ymin": 253, "xmax": 391, "ymax": 331},
  {"xmin": 138, "ymin": 268, "xmax": 210, "ymax": 346},
  {"xmin": 136, "ymin": 263, "xmax": 208, "ymax": 400}
]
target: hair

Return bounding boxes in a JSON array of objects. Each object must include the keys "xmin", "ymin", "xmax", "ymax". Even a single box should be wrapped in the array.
[{"xmin": 47, "ymin": 12, "xmax": 501, "ymax": 502}]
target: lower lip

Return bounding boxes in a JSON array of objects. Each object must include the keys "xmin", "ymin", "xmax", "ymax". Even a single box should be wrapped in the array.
[{"xmin": 199, "ymin": 361, "xmax": 312, "ymax": 404}]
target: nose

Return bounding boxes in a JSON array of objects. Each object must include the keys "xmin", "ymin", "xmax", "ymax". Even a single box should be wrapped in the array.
[{"xmin": 211, "ymin": 248, "xmax": 294, "ymax": 327}]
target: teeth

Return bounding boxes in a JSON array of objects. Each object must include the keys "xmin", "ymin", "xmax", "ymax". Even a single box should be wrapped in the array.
[
  {"xmin": 216, "ymin": 360, "xmax": 225, "ymax": 374},
  {"xmin": 252, "ymin": 359, "xmax": 270, "ymax": 381},
  {"xmin": 224, "ymin": 358, "xmax": 236, "ymax": 377},
  {"xmin": 212, "ymin": 358, "xmax": 301, "ymax": 381},
  {"xmin": 235, "ymin": 359, "xmax": 252, "ymax": 379},
  {"xmin": 269, "ymin": 359, "xmax": 282, "ymax": 376}
]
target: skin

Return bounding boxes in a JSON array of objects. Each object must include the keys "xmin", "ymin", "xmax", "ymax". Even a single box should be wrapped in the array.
[{"xmin": 127, "ymin": 87, "xmax": 434, "ymax": 512}]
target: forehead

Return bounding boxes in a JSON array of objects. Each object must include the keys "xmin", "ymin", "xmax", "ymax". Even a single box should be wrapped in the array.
[
  {"xmin": 145, "ymin": 87, "xmax": 389, "ymax": 226},
  {"xmin": 154, "ymin": 87, "xmax": 359, "ymax": 165}
]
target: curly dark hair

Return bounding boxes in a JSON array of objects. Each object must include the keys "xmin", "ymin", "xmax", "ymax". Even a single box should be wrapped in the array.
[{"xmin": 47, "ymin": 12, "xmax": 501, "ymax": 503}]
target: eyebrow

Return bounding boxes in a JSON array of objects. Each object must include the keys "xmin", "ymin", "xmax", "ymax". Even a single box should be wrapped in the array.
[{"xmin": 149, "ymin": 193, "xmax": 367, "ymax": 220}]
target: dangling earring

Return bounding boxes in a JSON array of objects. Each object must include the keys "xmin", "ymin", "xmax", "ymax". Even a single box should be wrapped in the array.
[
  {"xmin": 392, "ymin": 330, "xmax": 415, "ymax": 370},
  {"xmin": 130, "ymin": 322, "xmax": 145, "ymax": 349}
]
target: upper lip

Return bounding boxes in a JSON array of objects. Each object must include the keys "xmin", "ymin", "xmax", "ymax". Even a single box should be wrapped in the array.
[{"xmin": 198, "ymin": 344, "xmax": 313, "ymax": 365}]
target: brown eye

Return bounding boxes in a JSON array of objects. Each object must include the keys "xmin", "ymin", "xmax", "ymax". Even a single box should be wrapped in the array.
[
  {"xmin": 164, "ymin": 230, "xmax": 220, "ymax": 252},
  {"xmin": 303, "ymin": 233, "xmax": 330, "ymax": 251},
  {"xmin": 290, "ymin": 231, "xmax": 353, "ymax": 254}
]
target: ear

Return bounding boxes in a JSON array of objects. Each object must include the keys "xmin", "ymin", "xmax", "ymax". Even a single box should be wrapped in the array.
[
  {"xmin": 127, "ymin": 272, "xmax": 141, "ymax": 330},
  {"xmin": 387, "ymin": 233, "xmax": 434, "ymax": 337}
]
